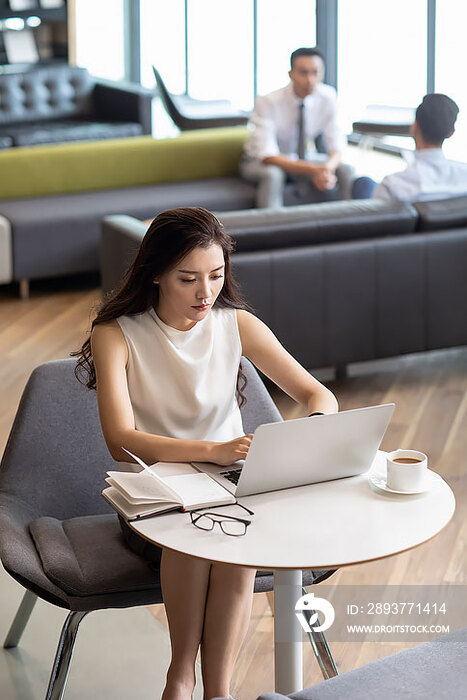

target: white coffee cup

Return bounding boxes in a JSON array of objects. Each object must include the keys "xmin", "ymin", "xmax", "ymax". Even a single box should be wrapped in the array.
[{"xmin": 386, "ymin": 449, "xmax": 428, "ymax": 492}]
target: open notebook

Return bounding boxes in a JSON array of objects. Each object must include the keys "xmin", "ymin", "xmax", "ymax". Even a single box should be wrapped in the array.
[{"xmin": 102, "ymin": 449, "xmax": 235, "ymax": 521}]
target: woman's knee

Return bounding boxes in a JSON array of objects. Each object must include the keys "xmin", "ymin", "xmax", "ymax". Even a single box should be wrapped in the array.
[
  {"xmin": 161, "ymin": 547, "xmax": 212, "ymax": 574},
  {"xmin": 210, "ymin": 562, "xmax": 257, "ymax": 587}
]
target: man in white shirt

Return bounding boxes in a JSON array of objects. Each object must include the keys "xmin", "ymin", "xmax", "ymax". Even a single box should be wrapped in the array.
[
  {"xmin": 240, "ymin": 47, "xmax": 348, "ymax": 208},
  {"xmin": 367, "ymin": 94, "xmax": 467, "ymax": 202}
]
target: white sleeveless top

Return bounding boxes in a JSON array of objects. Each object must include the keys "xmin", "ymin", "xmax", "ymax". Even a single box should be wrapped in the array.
[{"xmin": 116, "ymin": 306, "xmax": 244, "ymax": 452}]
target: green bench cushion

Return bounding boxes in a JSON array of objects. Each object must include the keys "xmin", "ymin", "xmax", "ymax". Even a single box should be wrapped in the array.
[{"xmin": 0, "ymin": 127, "xmax": 248, "ymax": 200}]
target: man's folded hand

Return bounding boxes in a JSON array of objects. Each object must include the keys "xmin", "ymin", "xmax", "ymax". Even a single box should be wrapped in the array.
[{"xmin": 310, "ymin": 165, "xmax": 337, "ymax": 191}]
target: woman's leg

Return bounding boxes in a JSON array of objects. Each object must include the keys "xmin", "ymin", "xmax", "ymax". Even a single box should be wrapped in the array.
[
  {"xmin": 160, "ymin": 548, "xmax": 212, "ymax": 700},
  {"xmin": 200, "ymin": 563, "xmax": 257, "ymax": 700}
]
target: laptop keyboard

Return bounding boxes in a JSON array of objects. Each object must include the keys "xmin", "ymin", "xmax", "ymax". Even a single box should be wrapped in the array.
[{"xmin": 220, "ymin": 469, "xmax": 241, "ymax": 485}]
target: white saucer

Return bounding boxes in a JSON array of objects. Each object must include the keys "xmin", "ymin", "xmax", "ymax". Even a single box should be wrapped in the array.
[{"xmin": 368, "ymin": 469, "xmax": 441, "ymax": 495}]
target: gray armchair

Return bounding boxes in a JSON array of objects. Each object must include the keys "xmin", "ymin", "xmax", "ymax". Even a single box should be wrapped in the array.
[
  {"xmin": 0, "ymin": 357, "xmax": 336, "ymax": 699},
  {"xmin": 256, "ymin": 626, "xmax": 467, "ymax": 699}
]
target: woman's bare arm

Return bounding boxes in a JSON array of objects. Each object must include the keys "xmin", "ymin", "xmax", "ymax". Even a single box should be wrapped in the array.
[
  {"xmin": 236, "ymin": 310, "xmax": 338, "ymax": 415},
  {"xmin": 91, "ymin": 322, "xmax": 251, "ymax": 466}
]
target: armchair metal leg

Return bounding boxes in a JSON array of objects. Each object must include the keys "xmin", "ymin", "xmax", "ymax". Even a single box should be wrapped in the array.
[
  {"xmin": 45, "ymin": 610, "xmax": 89, "ymax": 700},
  {"xmin": 305, "ymin": 618, "xmax": 338, "ymax": 680},
  {"xmin": 301, "ymin": 588, "xmax": 338, "ymax": 680},
  {"xmin": 4, "ymin": 589, "xmax": 38, "ymax": 648}
]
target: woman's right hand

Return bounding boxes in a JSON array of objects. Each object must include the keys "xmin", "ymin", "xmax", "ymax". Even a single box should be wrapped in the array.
[{"xmin": 209, "ymin": 434, "xmax": 254, "ymax": 466}]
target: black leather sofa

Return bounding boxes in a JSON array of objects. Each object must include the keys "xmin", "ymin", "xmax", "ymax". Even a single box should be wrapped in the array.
[
  {"xmin": 0, "ymin": 65, "xmax": 153, "ymax": 148},
  {"xmin": 100, "ymin": 195, "xmax": 467, "ymax": 372}
]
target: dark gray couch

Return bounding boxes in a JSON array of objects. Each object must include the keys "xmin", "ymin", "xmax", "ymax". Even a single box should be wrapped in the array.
[
  {"xmin": 100, "ymin": 195, "xmax": 467, "ymax": 372},
  {"xmin": 0, "ymin": 65, "xmax": 153, "ymax": 148}
]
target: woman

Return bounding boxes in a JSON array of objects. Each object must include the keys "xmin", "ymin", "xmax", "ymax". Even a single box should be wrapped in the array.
[{"xmin": 75, "ymin": 206, "xmax": 338, "ymax": 700}]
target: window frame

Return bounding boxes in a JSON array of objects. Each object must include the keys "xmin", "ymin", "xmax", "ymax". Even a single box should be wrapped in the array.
[{"xmin": 129, "ymin": 0, "xmax": 436, "ymax": 101}]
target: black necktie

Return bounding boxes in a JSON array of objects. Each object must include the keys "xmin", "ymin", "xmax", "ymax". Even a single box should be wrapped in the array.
[
  {"xmin": 295, "ymin": 101, "xmax": 309, "ymax": 199},
  {"xmin": 297, "ymin": 102, "xmax": 306, "ymax": 160}
]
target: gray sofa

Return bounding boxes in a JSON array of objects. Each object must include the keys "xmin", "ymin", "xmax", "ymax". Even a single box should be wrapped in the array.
[
  {"xmin": 256, "ymin": 626, "xmax": 467, "ymax": 699},
  {"xmin": 0, "ymin": 65, "xmax": 153, "ymax": 148},
  {"xmin": 100, "ymin": 195, "xmax": 467, "ymax": 372}
]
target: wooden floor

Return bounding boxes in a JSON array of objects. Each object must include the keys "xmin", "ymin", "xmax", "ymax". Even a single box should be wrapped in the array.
[{"xmin": 1, "ymin": 276, "xmax": 465, "ymax": 699}]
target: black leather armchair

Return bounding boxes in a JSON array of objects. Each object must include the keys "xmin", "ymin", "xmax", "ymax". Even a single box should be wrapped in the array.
[
  {"xmin": 153, "ymin": 66, "xmax": 249, "ymax": 130},
  {"xmin": 0, "ymin": 65, "xmax": 154, "ymax": 148}
]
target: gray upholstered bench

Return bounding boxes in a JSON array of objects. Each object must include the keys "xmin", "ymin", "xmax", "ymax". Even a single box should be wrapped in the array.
[
  {"xmin": 256, "ymin": 626, "xmax": 467, "ymax": 699},
  {"xmin": 1, "ymin": 177, "xmax": 256, "ymax": 296}
]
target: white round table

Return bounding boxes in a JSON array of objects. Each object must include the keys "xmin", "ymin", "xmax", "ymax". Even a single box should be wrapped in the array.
[{"xmin": 131, "ymin": 452, "xmax": 455, "ymax": 694}]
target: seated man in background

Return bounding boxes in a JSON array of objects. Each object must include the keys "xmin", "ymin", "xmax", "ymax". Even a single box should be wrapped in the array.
[
  {"xmin": 354, "ymin": 93, "xmax": 467, "ymax": 202},
  {"xmin": 240, "ymin": 47, "xmax": 349, "ymax": 208}
]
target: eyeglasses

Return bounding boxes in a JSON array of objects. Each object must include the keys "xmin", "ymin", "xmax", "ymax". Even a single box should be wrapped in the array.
[{"xmin": 189, "ymin": 502, "xmax": 254, "ymax": 537}]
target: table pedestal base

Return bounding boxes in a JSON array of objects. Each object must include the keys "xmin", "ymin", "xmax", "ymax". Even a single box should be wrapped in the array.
[{"xmin": 274, "ymin": 569, "xmax": 303, "ymax": 694}]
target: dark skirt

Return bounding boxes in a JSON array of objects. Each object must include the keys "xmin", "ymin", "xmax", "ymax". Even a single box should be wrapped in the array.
[{"xmin": 118, "ymin": 515, "xmax": 163, "ymax": 569}]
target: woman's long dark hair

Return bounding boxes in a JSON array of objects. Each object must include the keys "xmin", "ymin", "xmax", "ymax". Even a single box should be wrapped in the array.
[{"xmin": 73, "ymin": 206, "xmax": 251, "ymax": 406}]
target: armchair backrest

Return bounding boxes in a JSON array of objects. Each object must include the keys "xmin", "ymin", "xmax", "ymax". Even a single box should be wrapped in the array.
[
  {"xmin": 0, "ymin": 357, "xmax": 281, "ymax": 521},
  {"xmin": 0, "ymin": 66, "xmax": 94, "ymax": 126},
  {"xmin": 218, "ymin": 199, "xmax": 418, "ymax": 252},
  {"xmin": 0, "ymin": 359, "xmax": 114, "ymax": 520},
  {"xmin": 413, "ymin": 193, "xmax": 467, "ymax": 232},
  {"xmin": 152, "ymin": 66, "xmax": 183, "ymax": 125}
]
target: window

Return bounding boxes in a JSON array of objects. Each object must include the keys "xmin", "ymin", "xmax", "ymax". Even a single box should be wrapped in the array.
[
  {"xmin": 187, "ymin": 0, "xmax": 253, "ymax": 110},
  {"xmin": 140, "ymin": 0, "xmax": 186, "ymax": 93},
  {"xmin": 337, "ymin": 0, "xmax": 427, "ymax": 132},
  {"xmin": 139, "ymin": 0, "xmax": 316, "ymax": 112},
  {"xmin": 74, "ymin": 0, "xmax": 125, "ymax": 81},
  {"xmin": 256, "ymin": 0, "xmax": 316, "ymax": 96},
  {"xmin": 435, "ymin": 0, "xmax": 467, "ymax": 161}
]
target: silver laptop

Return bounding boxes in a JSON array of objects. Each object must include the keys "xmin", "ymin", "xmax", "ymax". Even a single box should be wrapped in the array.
[{"xmin": 193, "ymin": 403, "xmax": 395, "ymax": 497}]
